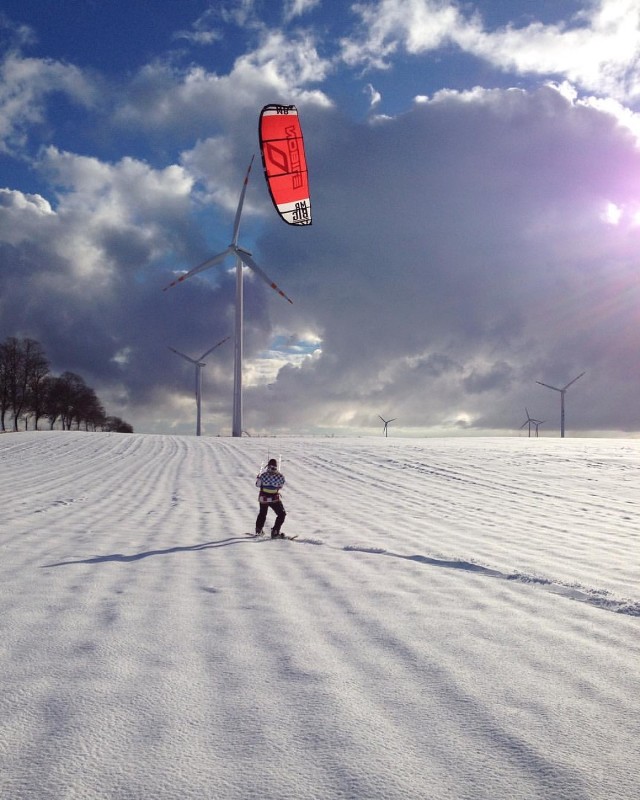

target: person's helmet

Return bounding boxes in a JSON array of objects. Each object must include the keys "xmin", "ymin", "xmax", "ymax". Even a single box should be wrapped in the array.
[{"xmin": 267, "ymin": 458, "xmax": 278, "ymax": 468}]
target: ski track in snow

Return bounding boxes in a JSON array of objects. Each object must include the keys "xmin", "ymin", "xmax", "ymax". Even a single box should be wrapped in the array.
[{"xmin": 1, "ymin": 432, "xmax": 639, "ymax": 800}]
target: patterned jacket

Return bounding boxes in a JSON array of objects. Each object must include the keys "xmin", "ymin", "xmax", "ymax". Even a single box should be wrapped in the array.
[{"xmin": 256, "ymin": 467, "xmax": 286, "ymax": 503}]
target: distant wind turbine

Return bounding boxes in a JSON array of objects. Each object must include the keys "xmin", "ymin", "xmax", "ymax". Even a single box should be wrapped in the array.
[
  {"xmin": 519, "ymin": 408, "xmax": 545, "ymax": 438},
  {"xmin": 532, "ymin": 418, "xmax": 544, "ymax": 437},
  {"xmin": 536, "ymin": 372, "xmax": 585, "ymax": 438},
  {"xmin": 168, "ymin": 336, "xmax": 230, "ymax": 436},
  {"xmin": 164, "ymin": 156, "xmax": 292, "ymax": 437},
  {"xmin": 379, "ymin": 415, "xmax": 397, "ymax": 437}
]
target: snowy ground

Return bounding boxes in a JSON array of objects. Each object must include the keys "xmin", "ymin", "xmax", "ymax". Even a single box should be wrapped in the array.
[{"xmin": 1, "ymin": 431, "xmax": 639, "ymax": 800}]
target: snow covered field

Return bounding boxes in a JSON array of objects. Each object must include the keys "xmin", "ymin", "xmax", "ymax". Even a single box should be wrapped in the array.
[{"xmin": 1, "ymin": 431, "xmax": 639, "ymax": 800}]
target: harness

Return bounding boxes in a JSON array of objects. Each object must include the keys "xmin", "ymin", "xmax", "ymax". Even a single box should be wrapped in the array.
[{"xmin": 258, "ymin": 468, "xmax": 284, "ymax": 503}]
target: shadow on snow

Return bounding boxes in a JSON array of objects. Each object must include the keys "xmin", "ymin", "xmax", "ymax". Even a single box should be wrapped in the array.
[{"xmin": 41, "ymin": 536, "xmax": 258, "ymax": 567}]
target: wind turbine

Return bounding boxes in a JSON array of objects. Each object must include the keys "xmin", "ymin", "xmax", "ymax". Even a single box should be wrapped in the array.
[
  {"xmin": 169, "ymin": 336, "xmax": 230, "ymax": 436},
  {"xmin": 536, "ymin": 372, "xmax": 585, "ymax": 438},
  {"xmin": 379, "ymin": 415, "xmax": 397, "ymax": 437},
  {"xmin": 519, "ymin": 408, "xmax": 545, "ymax": 438},
  {"xmin": 164, "ymin": 156, "xmax": 292, "ymax": 437},
  {"xmin": 532, "ymin": 418, "xmax": 544, "ymax": 437}
]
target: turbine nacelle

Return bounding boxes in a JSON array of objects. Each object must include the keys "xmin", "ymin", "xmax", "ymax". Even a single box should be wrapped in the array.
[{"xmin": 163, "ymin": 156, "xmax": 293, "ymax": 304}]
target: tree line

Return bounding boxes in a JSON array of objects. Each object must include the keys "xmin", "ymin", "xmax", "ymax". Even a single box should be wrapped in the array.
[{"xmin": 0, "ymin": 336, "xmax": 133, "ymax": 433}]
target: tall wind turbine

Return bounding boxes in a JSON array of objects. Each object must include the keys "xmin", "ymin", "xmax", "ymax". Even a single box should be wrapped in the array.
[
  {"xmin": 169, "ymin": 336, "xmax": 230, "ymax": 436},
  {"xmin": 379, "ymin": 415, "xmax": 397, "ymax": 437},
  {"xmin": 536, "ymin": 372, "xmax": 585, "ymax": 438},
  {"xmin": 164, "ymin": 156, "xmax": 292, "ymax": 437},
  {"xmin": 520, "ymin": 408, "xmax": 545, "ymax": 438}
]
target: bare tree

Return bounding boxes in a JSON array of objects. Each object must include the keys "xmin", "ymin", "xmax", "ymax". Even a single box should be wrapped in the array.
[
  {"xmin": 1, "ymin": 338, "xmax": 21, "ymax": 431},
  {"xmin": 25, "ymin": 343, "xmax": 51, "ymax": 430},
  {"xmin": 44, "ymin": 375, "xmax": 65, "ymax": 430},
  {"xmin": 1, "ymin": 336, "xmax": 132, "ymax": 433},
  {"xmin": 1, "ymin": 338, "xmax": 49, "ymax": 431},
  {"xmin": 74, "ymin": 384, "xmax": 106, "ymax": 431},
  {"xmin": 51, "ymin": 372, "xmax": 87, "ymax": 430},
  {"xmin": 104, "ymin": 416, "xmax": 134, "ymax": 433},
  {"xmin": 0, "ymin": 342, "xmax": 10, "ymax": 431}
]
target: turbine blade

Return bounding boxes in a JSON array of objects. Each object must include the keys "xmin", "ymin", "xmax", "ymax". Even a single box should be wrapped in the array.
[
  {"xmin": 562, "ymin": 371, "xmax": 585, "ymax": 391},
  {"xmin": 168, "ymin": 346, "xmax": 199, "ymax": 365},
  {"xmin": 536, "ymin": 380, "xmax": 561, "ymax": 392},
  {"xmin": 231, "ymin": 156, "xmax": 255, "ymax": 245},
  {"xmin": 235, "ymin": 246, "xmax": 293, "ymax": 304},
  {"xmin": 163, "ymin": 248, "xmax": 232, "ymax": 291},
  {"xmin": 198, "ymin": 335, "xmax": 231, "ymax": 361},
  {"xmin": 164, "ymin": 157, "xmax": 255, "ymax": 291}
]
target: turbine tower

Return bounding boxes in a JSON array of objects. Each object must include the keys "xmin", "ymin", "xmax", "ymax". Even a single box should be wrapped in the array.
[
  {"xmin": 536, "ymin": 372, "xmax": 585, "ymax": 438},
  {"xmin": 164, "ymin": 156, "xmax": 292, "ymax": 437},
  {"xmin": 379, "ymin": 415, "xmax": 396, "ymax": 437},
  {"xmin": 519, "ymin": 408, "xmax": 545, "ymax": 438},
  {"xmin": 169, "ymin": 336, "xmax": 230, "ymax": 436}
]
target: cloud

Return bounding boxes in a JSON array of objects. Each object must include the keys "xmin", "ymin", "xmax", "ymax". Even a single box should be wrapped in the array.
[
  {"xmin": 283, "ymin": 0, "xmax": 322, "ymax": 23},
  {"xmin": 4, "ymin": 81, "xmax": 635, "ymax": 435},
  {"xmin": 470, "ymin": 0, "xmax": 640, "ymax": 102},
  {"xmin": 343, "ymin": 0, "xmax": 640, "ymax": 103},
  {"xmin": 364, "ymin": 82, "xmax": 382, "ymax": 107},
  {"xmin": 218, "ymin": 0, "xmax": 262, "ymax": 28},
  {"xmin": 0, "ymin": 147, "xmax": 234, "ymax": 432},
  {"xmin": 0, "ymin": 14, "xmax": 36, "ymax": 49},
  {"xmin": 0, "ymin": 187, "xmax": 54, "ymax": 231},
  {"xmin": 246, "ymin": 84, "xmax": 640, "ymax": 434},
  {"xmin": 341, "ymin": 0, "xmax": 476, "ymax": 69},
  {"xmin": 115, "ymin": 30, "xmax": 332, "ymax": 147},
  {"xmin": 33, "ymin": 147, "xmax": 196, "ymax": 287},
  {"xmin": 0, "ymin": 49, "xmax": 96, "ymax": 154}
]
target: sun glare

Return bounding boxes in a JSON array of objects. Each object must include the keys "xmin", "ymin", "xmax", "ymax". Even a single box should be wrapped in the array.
[{"xmin": 602, "ymin": 201, "xmax": 622, "ymax": 225}]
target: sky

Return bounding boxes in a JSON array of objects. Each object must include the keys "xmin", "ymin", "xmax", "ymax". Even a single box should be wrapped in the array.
[
  {"xmin": 1, "ymin": 432, "xmax": 639, "ymax": 798},
  {"xmin": 1, "ymin": 0, "xmax": 640, "ymax": 437}
]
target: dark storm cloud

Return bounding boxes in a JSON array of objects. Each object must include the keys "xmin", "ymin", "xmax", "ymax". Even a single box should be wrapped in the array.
[{"xmin": 1, "ymin": 15, "xmax": 640, "ymax": 435}]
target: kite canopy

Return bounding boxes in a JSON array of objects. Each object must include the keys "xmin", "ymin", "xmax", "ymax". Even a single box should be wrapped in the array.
[{"xmin": 259, "ymin": 104, "xmax": 311, "ymax": 226}]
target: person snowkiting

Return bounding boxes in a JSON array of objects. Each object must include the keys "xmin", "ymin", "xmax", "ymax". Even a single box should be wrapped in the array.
[{"xmin": 255, "ymin": 458, "xmax": 287, "ymax": 537}]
